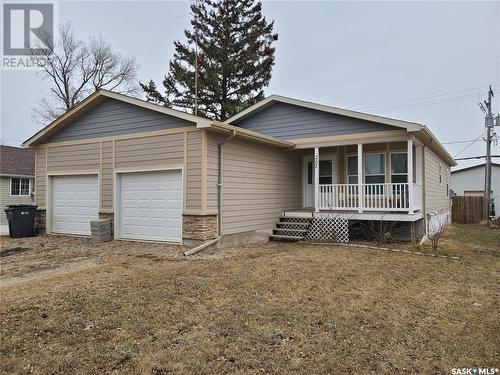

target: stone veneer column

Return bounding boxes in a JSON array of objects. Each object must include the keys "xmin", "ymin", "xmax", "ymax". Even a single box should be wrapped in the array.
[{"xmin": 182, "ymin": 214, "xmax": 218, "ymax": 240}]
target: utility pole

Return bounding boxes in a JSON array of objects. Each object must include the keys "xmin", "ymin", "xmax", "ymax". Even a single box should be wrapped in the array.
[{"xmin": 484, "ymin": 86, "xmax": 494, "ymax": 220}]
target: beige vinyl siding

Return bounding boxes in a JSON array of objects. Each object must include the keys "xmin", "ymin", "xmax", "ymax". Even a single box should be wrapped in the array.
[
  {"xmin": 47, "ymin": 143, "xmax": 100, "ymax": 172},
  {"xmin": 1, "ymin": 177, "xmax": 34, "ymax": 226},
  {"xmin": 33, "ymin": 127, "xmax": 201, "ymax": 217},
  {"xmin": 186, "ymin": 131, "xmax": 202, "ymax": 210},
  {"xmin": 424, "ymin": 147, "xmax": 451, "ymax": 213},
  {"xmin": 101, "ymin": 141, "xmax": 113, "ymax": 210},
  {"xmin": 206, "ymin": 133, "xmax": 220, "ymax": 210},
  {"xmin": 216, "ymin": 136, "xmax": 302, "ymax": 235},
  {"xmin": 115, "ymin": 133, "xmax": 184, "ymax": 170},
  {"xmin": 35, "ymin": 148, "xmax": 46, "ymax": 207}
]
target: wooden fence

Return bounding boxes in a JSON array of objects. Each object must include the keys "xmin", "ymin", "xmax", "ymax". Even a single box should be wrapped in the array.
[{"xmin": 452, "ymin": 196, "xmax": 488, "ymax": 224}]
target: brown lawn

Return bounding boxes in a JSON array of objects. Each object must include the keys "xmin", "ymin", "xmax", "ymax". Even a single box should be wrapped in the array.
[{"xmin": 0, "ymin": 224, "xmax": 499, "ymax": 374}]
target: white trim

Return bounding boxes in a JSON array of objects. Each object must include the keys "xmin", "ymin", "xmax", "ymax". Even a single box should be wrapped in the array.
[
  {"xmin": 357, "ymin": 144, "xmax": 363, "ymax": 213},
  {"xmin": 226, "ymin": 95, "xmax": 423, "ymax": 131},
  {"xmin": 114, "ymin": 167, "xmax": 184, "ymax": 244},
  {"xmin": 314, "ymin": 148, "xmax": 319, "ymax": 212},
  {"xmin": 47, "ymin": 170, "xmax": 99, "ymax": 176},
  {"xmin": 407, "ymin": 140, "xmax": 414, "ymax": 214}
]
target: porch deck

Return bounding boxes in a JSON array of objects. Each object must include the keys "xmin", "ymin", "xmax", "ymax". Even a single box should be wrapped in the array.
[{"xmin": 282, "ymin": 208, "xmax": 423, "ymax": 222}]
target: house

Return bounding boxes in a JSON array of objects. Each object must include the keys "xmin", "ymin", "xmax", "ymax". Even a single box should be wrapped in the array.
[
  {"xmin": 451, "ymin": 162, "xmax": 500, "ymax": 217},
  {"xmin": 22, "ymin": 90, "xmax": 455, "ymax": 245},
  {"xmin": 0, "ymin": 145, "xmax": 35, "ymax": 235}
]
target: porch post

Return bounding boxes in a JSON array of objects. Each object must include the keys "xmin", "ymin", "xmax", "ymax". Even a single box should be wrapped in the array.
[
  {"xmin": 357, "ymin": 143, "xmax": 363, "ymax": 213},
  {"xmin": 314, "ymin": 147, "xmax": 320, "ymax": 212},
  {"xmin": 407, "ymin": 139, "xmax": 414, "ymax": 214}
]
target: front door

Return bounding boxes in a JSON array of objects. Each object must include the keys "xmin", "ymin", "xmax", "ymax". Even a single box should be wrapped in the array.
[{"xmin": 304, "ymin": 156, "xmax": 337, "ymax": 208}]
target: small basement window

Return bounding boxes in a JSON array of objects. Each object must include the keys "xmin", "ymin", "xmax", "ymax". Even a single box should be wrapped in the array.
[{"xmin": 11, "ymin": 178, "xmax": 30, "ymax": 196}]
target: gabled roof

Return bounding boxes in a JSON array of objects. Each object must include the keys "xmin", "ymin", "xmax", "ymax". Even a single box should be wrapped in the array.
[
  {"xmin": 226, "ymin": 94, "xmax": 424, "ymax": 132},
  {"xmin": 0, "ymin": 145, "xmax": 35, "ymax": 177},
  {"xmin": 22, "ymin": 90, "xmax": 293, "ymax": 149},
  {"xmin": 225, "ymin": 94, "xmax": 456, "ymax": 166},
  {"xmin": 452, "ymin": 162, "xmax": 500, "ymax": 174},
  {"xmin": 23, "ymin": 89, "xmax": 212, "ymax": 147}
]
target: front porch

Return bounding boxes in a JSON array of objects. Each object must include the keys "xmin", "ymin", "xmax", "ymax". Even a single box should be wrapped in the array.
[
  {"xmin": 298, "ymin": 137, "xmax": 423, "ymax": 218},
  {"xmin": 281, "ymin": 208, "xmax": 423, "ymax": 222}
]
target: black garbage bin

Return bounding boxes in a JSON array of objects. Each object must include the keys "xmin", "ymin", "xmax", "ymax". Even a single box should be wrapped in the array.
[{"xmin": 4, "ymin": 204, "xmax": 38, "ymax": 238}]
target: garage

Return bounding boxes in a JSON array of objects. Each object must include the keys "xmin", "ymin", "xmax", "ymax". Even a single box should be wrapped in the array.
[
  {"xmin": 117, "ymin": 170, "xmax": 182, "ymax": 242},
  {"xmin": 51, "ymin": 175, "xmax": 99, "ymax": 235}
]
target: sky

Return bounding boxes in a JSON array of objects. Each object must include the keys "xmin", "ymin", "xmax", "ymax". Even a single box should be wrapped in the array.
[{"xmin": 1, "ymin": 1, "xmax": 499, "ymax": 170}]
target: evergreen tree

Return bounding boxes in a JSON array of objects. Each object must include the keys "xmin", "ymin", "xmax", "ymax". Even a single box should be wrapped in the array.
[{"xmin": 141, "ymin": 0, "xmax": 278, "ymax": 121}]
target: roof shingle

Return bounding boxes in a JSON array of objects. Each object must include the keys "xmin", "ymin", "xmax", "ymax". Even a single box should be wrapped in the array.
[{"xmin": 0, "ymin": 145, "xmax": 35, "ymax": 177}]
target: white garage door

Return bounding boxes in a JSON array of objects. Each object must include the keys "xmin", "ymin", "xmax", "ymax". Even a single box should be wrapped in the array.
[
  {"xmin": 118, "ymin": 170, "xmax": 182, "ymax": 242},
  {"xmin": 52, "ymin": 175, "xmax": 99, "ymax": 235}
]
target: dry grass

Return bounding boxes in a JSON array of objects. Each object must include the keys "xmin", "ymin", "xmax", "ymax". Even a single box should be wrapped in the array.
[{"xmin": 0, "ymin": 225, "xmax": 499, "ymax": 374}]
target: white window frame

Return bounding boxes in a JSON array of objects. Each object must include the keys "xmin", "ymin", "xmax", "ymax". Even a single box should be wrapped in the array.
[
  {"xmin": 10, "ymin": 177, "xmax": 31, "ymax": 196},
  {"xmin": 347, "ymin": 155, "xmax": 358, "ymax": 184},
  {"xmin": 390, "ymin": 152, "xmax": 408, "ymax": 183},
  {"xmin": 364, "ymin": 153, "xmax": 385, "ymax": 184}
]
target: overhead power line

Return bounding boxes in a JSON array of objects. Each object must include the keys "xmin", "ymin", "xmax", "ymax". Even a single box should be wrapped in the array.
[
  {"xmin": 442, "ymin": 139, "xmax": 484, "ymax": 145},
  {"xmin": 357, "ymin": 84, "xmax": 499, "ymax": 112},
  {"xmin": 455, "ymin": 155, "xmax": 500, "ymax": 161},
  {"xmin": 452, "ymin": 132, "xmax": 485, "ymax": 158}
]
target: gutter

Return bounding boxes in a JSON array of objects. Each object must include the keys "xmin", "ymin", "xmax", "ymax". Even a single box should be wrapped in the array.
[
  {"xmin": 217, "ymin": 130, "xmax": 237, "ymax": 237},
  {"xmin": 200, "ymin": 121, "xmax": 295, "ymax": 149}
]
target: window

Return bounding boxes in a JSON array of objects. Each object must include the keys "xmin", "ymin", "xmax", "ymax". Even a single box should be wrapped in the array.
[
  {"xmin": 391, "ymin": 153, "xmax": 408, "ymax": 183},
  {"xmin": 307, "ymin": 162, "xmax": 313, "ymax": 184},
  {"xmin": 364, "ymin": 154, "xmax": 385, "ymax": 184},
  {"xmin": 11, "ymin": 178, "xmax": 30, "ymax": 196},
  {"xmin": 307, "ymin": 160, "xmax": 333, "ymax": 184},
  {"xmin": 439, "ymin": 164, "xmax": 442, "ymax": 184},
  {"xmin": 319, "ymin": 160, "xmax": 333, "ymax": 184},
  {"xmin": 347, "ymin": 156, "xmax": 358, "ymax": 184}
]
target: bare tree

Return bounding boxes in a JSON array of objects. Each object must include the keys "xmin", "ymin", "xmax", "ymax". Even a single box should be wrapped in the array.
[{"xmin": 31, "ymin": 23, "xmax": 138, "ymax": 125}]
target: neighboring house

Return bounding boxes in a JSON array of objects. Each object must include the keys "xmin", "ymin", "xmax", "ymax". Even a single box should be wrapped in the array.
[
  {"xmin": 0, "ymin": 145, "xmax": 35, "ymax": 235},
  {"xmin": 451, "ymin": 162, "xmax": 500, "ymax": 217},
  {"xmin": 23, "ymin": 90, "xmax": 455, "ymax": 245}
]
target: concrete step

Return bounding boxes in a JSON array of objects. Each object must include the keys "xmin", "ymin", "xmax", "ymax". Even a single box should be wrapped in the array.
[
  {"xmin": 273, "ymin": 228, "xmax": 308, "ymax": 234},
  {"xmin": 276, "ymin": 222, "xmax": 310, "ymax": 228},
  {"xmin": 269, "ymin": 234, "xmax": 305, "ymax": 241}
]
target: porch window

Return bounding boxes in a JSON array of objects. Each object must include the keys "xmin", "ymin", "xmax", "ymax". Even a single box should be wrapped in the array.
[
  {"xmin": 319, "ymin": 160, "xmax": 333, "ymax": 184},
  {"xmin": 347, "ymin": 156, "xmax": 358, "ymax": 184},
  {"xmin": 364, "ymin": 154, "xmax": 385, "ymax": 184},
  {"xmin": 308, "ymin": 160, "xmax": 333, "ymax": 184},
  {"xmin": 391, "ymin": 153, "xmax": 408, "ymax": 183}
]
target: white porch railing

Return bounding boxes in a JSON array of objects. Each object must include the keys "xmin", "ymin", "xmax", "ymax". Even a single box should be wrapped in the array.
[{"xmin": 318, "ymin": 183, "xmax": 422, "ymax": 212}]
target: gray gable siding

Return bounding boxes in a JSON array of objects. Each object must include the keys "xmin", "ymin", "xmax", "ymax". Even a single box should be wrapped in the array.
[
  {"xmin": 45, "ymin": 98, "xmax": 194, "ymax": 143},
  {"xmin": 231, "ymin": 102, "xmax": 398, "ymax": 139}
]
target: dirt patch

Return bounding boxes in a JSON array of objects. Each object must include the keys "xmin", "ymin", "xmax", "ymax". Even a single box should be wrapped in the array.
[
  {"xmin": 0, "ymin": 226, "xmax": 499, "ymax": 374},
  {"xmin": 0, "ymin": 246, "xmax": 30, "ymax": 257}
]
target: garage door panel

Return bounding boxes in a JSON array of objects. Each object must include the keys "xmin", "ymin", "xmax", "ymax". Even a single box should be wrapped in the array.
[
  {"xmin": 119, "ymin": 170, "xmax": 182, "ymax": 242},
  {"xmin": 52, "ymin": 175, "xmax": 99, "ymax": 235}
]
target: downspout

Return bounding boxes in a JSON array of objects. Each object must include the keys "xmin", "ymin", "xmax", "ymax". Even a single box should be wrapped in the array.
[
  {"xmin": 218, "ymin": 130, "xmax": 237, "ymax": 236},
  {"xmin": 184, "ymin": 129, "xmax": 236, "ymax": 256}
]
